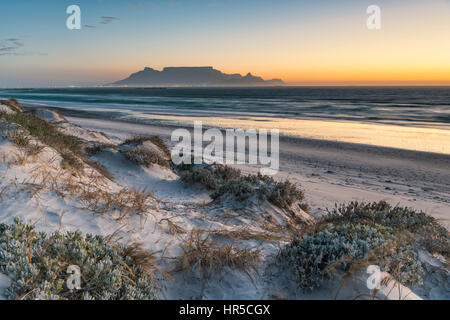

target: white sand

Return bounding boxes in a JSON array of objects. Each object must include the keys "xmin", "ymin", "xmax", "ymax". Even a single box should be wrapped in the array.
[
  {"xmin": 0, "ymin": 111, "xmax": 448, "ymax": 300},
  {"xmin": 69, "ymin": 116, "xmax": 450, "ymax": 228}
]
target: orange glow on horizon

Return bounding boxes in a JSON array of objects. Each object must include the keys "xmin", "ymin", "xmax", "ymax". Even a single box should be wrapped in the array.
[{"xmin": 2, "ymin": 1, "xmax": 450, "ymax": 87}]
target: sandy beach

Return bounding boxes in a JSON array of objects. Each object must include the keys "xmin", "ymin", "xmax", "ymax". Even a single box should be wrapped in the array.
[
  {"xmin": 68, "ymin": 116, "xmax": 450, "ymax": 228},
  {"xmin": 0, "ymin": 101, "xmax": 448, "ymax": 300}
]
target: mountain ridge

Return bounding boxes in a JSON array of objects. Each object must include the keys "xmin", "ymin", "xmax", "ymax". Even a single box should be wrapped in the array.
[{"xmin": 109, "ymin": 66, "xmax": 284, "ymax": 86}]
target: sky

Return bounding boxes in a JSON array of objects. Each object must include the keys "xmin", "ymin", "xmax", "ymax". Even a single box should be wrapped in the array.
[{"xmin": 1, "ymin": 0, "xmax": 450, "ymax": 87}]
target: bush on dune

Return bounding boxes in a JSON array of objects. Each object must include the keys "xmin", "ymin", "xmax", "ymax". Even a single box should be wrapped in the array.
[
  {"xmin": 0, "ymin": 218, "xmax": 159, "ymax": 300},
  {"xmin": 280, "ymin": 223, "xmax": 388, "ymax": 290},
  {"xmin": 180, "ymin": 163, "xmax": 307, "ymax": 211},
  {"xmin": 122, "ymin": 135, "xmax": 170, "ymax": 158},
  {"xmin": 85, "ymin": 143, "xmax": 116, "ymax": 156},
  {"xmin": 180, "ymin": 163, "xmax": 241, "ymax": 190},
  {"xmin": 325, "ymin": 201, "xmax": 450, "ymax": 257},
  {"xmin": 211, "ymin": 172, "xmax": 307, "ymax": 211},
  {"xmin": 279, "ymin": 201, "xmax": 448, "ymax": 291},
  {"xmin": 120, "ymin": 135, "xmax": 170, "ymax": 168},
  {"xmin": 122, "ymin": 147, "xmax": 170, "ymax": 168},
  {"xmin": 279, "ymin": 222, "xmax": 423, "ymax": 291}
]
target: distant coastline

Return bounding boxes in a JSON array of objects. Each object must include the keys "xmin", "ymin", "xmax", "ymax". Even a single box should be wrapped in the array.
[{"xmin": 108, "ymin": 66, "xmax": 285, "ymax": 86}]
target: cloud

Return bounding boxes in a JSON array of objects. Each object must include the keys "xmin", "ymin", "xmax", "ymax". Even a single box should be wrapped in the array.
[
  {"xmin": 0, "ymin": 38, "xmax": 46, "ymax": 57},
  {"xmin": 100, "ymin": 16, "xmax": 120, "ymax": 24},
  {"xmin": 0, "ymin": 38, "xmax": 24, "ymax": 56},
  {"xmin": 82, "ymin": 16, "xmax": 120, "ymax": 30},
  {"xmin": 0, "ymin": 38, "xmax": 24, "ymax": 54}
]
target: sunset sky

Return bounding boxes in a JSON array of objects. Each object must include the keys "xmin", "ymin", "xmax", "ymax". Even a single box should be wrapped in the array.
[{"xmin": 1, "ymin": 0, "xmax": 450, "ymax": 87}]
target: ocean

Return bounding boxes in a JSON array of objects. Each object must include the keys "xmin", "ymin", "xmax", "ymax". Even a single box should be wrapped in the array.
[{"xmin": 1, "ymin": 87, "xmax": 449, "ymax": 154}]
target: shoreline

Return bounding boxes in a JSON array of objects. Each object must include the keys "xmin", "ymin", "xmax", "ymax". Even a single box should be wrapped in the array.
[{"xmin": 24, "ymin": 103, "xmax": 450, "ymax": 158}]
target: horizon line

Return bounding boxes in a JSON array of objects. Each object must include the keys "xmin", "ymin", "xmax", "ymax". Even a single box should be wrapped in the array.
[{"xmin": 2, "ymin": 83, "xmax": 450, "ymax": 90}]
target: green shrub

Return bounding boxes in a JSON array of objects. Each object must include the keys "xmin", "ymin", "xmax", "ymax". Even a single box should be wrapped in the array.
[
  {"xmin": 278, "ymin": 201, "xmax": 445, "ymax": 291},
  {"xmin": 211, "ymin": 172, "xmax": 306, "ymax": 210},
  {"xmin": 180, "ymin": 164, "xmax": 241, "ymax": 189},
  {"xmin": 327, "ymin": 201, "xmax": 433, "ymax": 231},
  {"xmin": 122, "ymin": 135, "xmax": 170, "ymax": 158},
  {"xmin": 181, "ymin": 164, "xmax": 306, "ymax": 210},
  {"xmin": 120, "ymin": 136, "xmax": 170, "ymax": 168},
  {"xmin": 279, "ymin": 223, "xmax": 423, "ymax": 291},
  {"xmin": 85, "ymin": 143, "xmax": 116, "ymax": 155},
  {"xmin": 376, "ymin": 244, "xmax": 424, "ymax": 286},
  {"xmin": 267, "ymin": 179, "xmax": 305, "ymax": 209},
  {"xmin": 280, "ymin": 223, "xmax": 387, "ymax": 290},
  {"xmin": 0, "ymin": 218, "xmax": 159, "ymax": 300},
  {"xmin": 122, "ymin": 147, "xmax": 169, "ymax": 168},
  {"xmin": 212, "ymin": 178, "xmax": 255, "ymax": 201},
  {"xmin": 325, "ymin": 201, "xmax": 449, "ymax": 256}
]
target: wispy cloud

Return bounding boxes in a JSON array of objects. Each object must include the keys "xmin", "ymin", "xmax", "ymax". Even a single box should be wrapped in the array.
[
  {"xmin": 82, "ymin": 16, "xmax": 120, "ymax": 31},
  {"xmin": 100, "ymin": 16, "xmax": 120, "ymax": 24},
  {"xmin": 0, "ymin": 38, "xmax": 24, "ymax": 55},
  {"xmin": 0, "ymin": 38, "xmax": 47, "ymax": 57}
]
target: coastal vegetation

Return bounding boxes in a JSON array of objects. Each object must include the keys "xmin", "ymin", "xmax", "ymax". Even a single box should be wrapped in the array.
[
  {"xmin": 279, "ymin": 201, "xmax": 449, "ymax": 291},
  {"xmin": 0, "ymin": 218, "xmax": 159, "ymax": 300},
  {"xmin": 0, "ymin": 98, "xmax": 447, "ymax": 300}
]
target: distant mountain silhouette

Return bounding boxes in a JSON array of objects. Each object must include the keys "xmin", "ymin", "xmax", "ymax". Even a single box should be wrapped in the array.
[{"xmin": 110, "ymin": 66, "xmax": 284, "ymax": 86}]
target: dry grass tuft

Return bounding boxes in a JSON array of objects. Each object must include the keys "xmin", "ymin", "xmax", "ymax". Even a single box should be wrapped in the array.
[
  {"xmin": 1, "ymin": 98, "xmax": 25, "ymax": 113},
  {"xmin": 84, "ymin": 159, "xmax": 114, "ymax": 181},
  {"xmin": 75, "ymin": 185, "xmax": 154, "ymax": 219},
  {"xmin": 11, "ymin": 151, "xmax": 29, "ymax": 166},
  {"xmin": 210, "ymin": 228, "xmax": 285, "ymax": 242},
  {"xmin": 121, "ymin": 242, "xmax": 171, "ymax": 280},
  {"xmin": 159, "ymin": 218, "xmax": 186, "ymax": 235},
  {"xmin": 85, "ymin": 143, "xmax": 116, "ymax": 155},
  {"xmin": 0, "ymin": 112, "xmax": 84, "ymax": 163},
  {"xmin": 26, "ymin": 143, "xmax": 45, "ymax": 158},
  {"xmin": 60, "ymin": 151, "xmax": 84, "ymax": 171},
  {"xmin": 1, "ymin": 157, "xmax": 155, "ymax": 220},
  {"xmin": 148, "ymin": 136, "xmax": 171, "ymax": 158},
  {"xmin": 0, "ymin": 110, "xmax": 112, "ymax": 178},
  {"xmin": 8, "ymin": 128, "xmax": 30, "ymax": 148},
  {"xmin": 0, "ymin": 125, "xmax": 45, "ymax": 164},
  {"xmin": 177, "ymin": 229, "xmax": 261, "ymax": 278}
]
